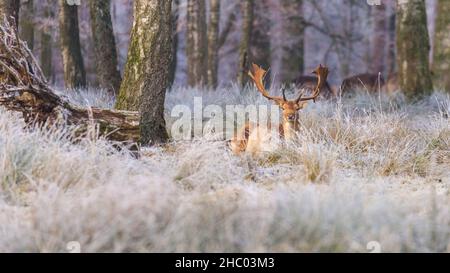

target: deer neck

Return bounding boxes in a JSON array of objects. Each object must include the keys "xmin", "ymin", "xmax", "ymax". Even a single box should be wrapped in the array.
[{"xmin": 282, "ymin": 120, "xmax": 299, "ymax": 140}]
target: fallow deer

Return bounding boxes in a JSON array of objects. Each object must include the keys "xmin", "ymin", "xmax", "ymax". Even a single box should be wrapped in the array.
[
  {"xmin": 294, "ymin": 75, "xmax": 336, "ymax": 99},
  {"xmin": 340, "ymin": 73, "xmax": 385, "ymax": 94},
  {"xmin": 230, "ymin": 63, "xmax": 329, "ymax": 155}
]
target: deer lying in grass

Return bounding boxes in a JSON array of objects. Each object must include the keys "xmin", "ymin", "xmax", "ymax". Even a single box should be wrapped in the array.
[{"xmin": 230, "ymin": 63, "xmax": 329, "ymax": 155}]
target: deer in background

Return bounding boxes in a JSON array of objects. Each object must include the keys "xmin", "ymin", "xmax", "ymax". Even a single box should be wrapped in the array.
[
  {"xmin": 230, "ymin": 63, "xmax": 329, "ymax": 155},
  {"xmin": 294, "ymin": 74, "xmax": 336, "ymax": 99},
  {"xmin": 340, "ymin": 73, "xmax": 385, "ymax": 94}
]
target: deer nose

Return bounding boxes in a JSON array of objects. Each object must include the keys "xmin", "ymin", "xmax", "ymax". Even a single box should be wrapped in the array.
[{"xmin": 287, "ymin": 114, "xmax": 296, "ymax": 121}]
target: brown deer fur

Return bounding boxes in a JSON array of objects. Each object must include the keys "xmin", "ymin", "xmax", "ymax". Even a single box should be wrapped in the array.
[{"xmin": 340, "ymin": 73, "xmax": 385, "ymax": 94}]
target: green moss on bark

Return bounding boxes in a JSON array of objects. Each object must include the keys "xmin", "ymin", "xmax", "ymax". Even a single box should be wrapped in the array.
[
  {"xmin": 396, "ymin": 0, "xmax": 433, "ymax": 100},
  {"xmin": 432, "ymin": 0, "xmax": 450, "ymax": 92}
]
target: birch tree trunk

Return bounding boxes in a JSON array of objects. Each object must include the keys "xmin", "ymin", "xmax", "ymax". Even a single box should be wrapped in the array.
[
  {"xmin": 138, "ymin": 0, "xmax": 172, "ymax": 145},
  {"xmin": 207, "ymin": 0, "xmax": 220, "ymax": 88},
  {"xmin": 432, "ymin": 0, "xmax": 450, "ymax": 92},
  {"xmin": 88, "ymin": 0, "xmax": 122, "ymax": 95},
  {"xmin": 238, "ymin": 0, "xmax": 254, "ymax": 87},
  {"xmin": 115, "ymin": 0, "xmax": 172, "ymax": 145},
  {"xmin": 0, "ymin": 0, "xmax": 19, "ymax": 28},
  {"xmin": 58, "ymin": 0, "xmax": 86, "ymax": 89},
  {"xmin": 396, "ymin": 0, "xmax": 433, "ymax": 100},
  {"xmin": 186, "ymin": 0, "xmax": 207, "ymax": 87}
]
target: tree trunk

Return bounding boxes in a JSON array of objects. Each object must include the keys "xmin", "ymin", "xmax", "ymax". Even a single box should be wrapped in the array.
[
  {"xmin": 396, "ymin": 0, "xmax": 433, "ymax": 100},
  {"xmin": 432, "ymin": 0, "xmax": 450, "ymax": 92},
  {"xmin": 371, "ymin": 3, "xmax": 387, "ymax": 75},
  {"xmin": 138, "ymin": 0, "xmax": 172, "ymax": 145},
  {"xmin": 207, "ymin": 0, "xmax": 220, "ymax": 88},
  {"xmin": 168, "ymin": 0, "xmax": 179, "ymax": 88},
  {"xmin": 280, "ymin": 0, "xmax": 304, "ymax": 83},
  {"xmin": 0, "ymin": 0, "xmax": 19, "ymax": 28},
  {"xmin": 19, "ymin": 0, "xmax": 34, "ymax": 50},
  {"xmin": 186, "ymin": 0, "xmax": 207, "ymax": 87},
  {"xmin": 58, "ymin": 0, "xmax": 86, "ymax": 89},
  {"xmin": 250, "ymin": 0, "xmax": 271, "ymax": 79},
  {"xmin": 88, "ymin": 0, "xmax": 122, "ymax": 95},
  {"xmin": 40, "ymin": 4, "xmax": 53, "ymax": 81},
  {"xmin": 387, "ymin": 7, "xmax": 396, "ymax": 76},
  {"xmin": 115, "ymin": 0, "xmax": 172, "ymax": 145},
  {"xmin": 238, "ymin": 0, "xmax": 254, "ymax": 87}
]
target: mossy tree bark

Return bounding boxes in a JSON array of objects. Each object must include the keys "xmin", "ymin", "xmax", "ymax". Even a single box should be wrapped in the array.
[
  {"xmin": 88, "ymin": 0, "xmax": 121, "ymax": 95},
  {"xmin": 280, "ymin": 0, "xmax": 304, "ymax": 83},
  {"xmin": 396, "ymin": 0, "xmax": 433, "ymax": 100},
  {"xmin": 432, "ymin": 0, "xmax": 450, "ymax": 92},
  {"xmin": 115, "ymin": 0, "xmax": 172, "ymax": 145},
  {"xmin": 0, "ymin": 0, "xmax": 19, "ymax": 28},
  {"xmin": 58, "ymin": 0, "xmax": 86, "ymax": 89},
  {"xmin": 186, "ymin": 0, "xmax": 207, "ymax": 87},
  {"xmin": 19, "ymin": 0, "xmax": 33, "ymax": 50},
  {"xmin": 207, "ymin": 0, "xmax": 220, "ymax": 89},
  {"xmin": 237, "ymin": 0, "xmax": 254, "ymax": 87}
]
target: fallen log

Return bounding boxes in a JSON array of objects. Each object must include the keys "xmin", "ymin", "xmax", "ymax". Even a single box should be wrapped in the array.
[{"xmin": 0, "ymin": 19, "xmax": 140, "ymax": 143}]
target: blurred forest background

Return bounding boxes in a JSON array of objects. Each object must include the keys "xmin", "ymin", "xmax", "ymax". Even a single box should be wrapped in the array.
[{"xmin": 6, "ymin": 0, "xmax": 448, "ymax": 91}]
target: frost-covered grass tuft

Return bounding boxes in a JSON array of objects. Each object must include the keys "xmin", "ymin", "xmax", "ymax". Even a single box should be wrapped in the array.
[{"xmin": 0, "ymin": 87, "xmax": 449, "ymax": 252}]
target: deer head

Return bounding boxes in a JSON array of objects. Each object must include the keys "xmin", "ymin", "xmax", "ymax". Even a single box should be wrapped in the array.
[{"xmin": 248, "ymin": 63, "xmax": 329, "ymax": 124}]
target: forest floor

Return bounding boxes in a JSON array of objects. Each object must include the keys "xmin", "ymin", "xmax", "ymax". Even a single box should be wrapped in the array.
[{"xmin": 0, "ymin": 86, "xmax": 449, "ymax": 252}]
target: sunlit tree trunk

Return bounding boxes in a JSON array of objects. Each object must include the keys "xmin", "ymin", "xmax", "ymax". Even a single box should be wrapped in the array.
[
  {"xmin": 396, "ymin": 0, "xmax": 433, "ymax": 100},
  {"xmin": 58, "ymin": 0, "xmax": 86, "ymax": 89},
  {"xmin": 88, "ymin": 0, "xmax": 121, "ymax": 94},
  {"xmin": 238, "ymin": 0, "xmax": 253, "ymax": 87},
  {"xmin": 19, "ymin": 0, "xmax": 33, "ymax": 50},
  {"xmin": 432, "ymin": 0, "xmax": 450, "ymax": 92},
  {"xmin": 186, "ymin": 0, "xmax": 207, "ymax": 87},
  {"xmin": 207, "ymin": 0, "xmax": 220, "ymax": 88},
  {"xmin": 115, "ymin": 0, "xmax": 172, "ymax": 145},
  {"xmin": 0, "ymin": 0, "xmax": 19, "ymax": 28}
]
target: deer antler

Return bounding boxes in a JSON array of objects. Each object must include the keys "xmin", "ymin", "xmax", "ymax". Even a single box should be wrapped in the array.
[
  {"xmin": 296, "ymin": 64, "xmax": 329, "ymax": 103},
  {"xmin": 248, "ymin": 63, "xmax": 285, "ymax": 104}
]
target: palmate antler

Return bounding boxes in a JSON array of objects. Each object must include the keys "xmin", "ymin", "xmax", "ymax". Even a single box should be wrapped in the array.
[
  {"xmin": 248, "ymin": 63, "xmax": 285, "ymax": 104},
  {"xmin": 295, "ymin": 64, "xmax": 329, "ymax": 103},
  {"xmin": 248, "ymin": 63, "xmax": 329, "ymax": 104}
]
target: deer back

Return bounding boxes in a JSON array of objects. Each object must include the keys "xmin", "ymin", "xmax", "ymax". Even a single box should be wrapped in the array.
[
  {"xmin": 341, "ymin": 73, "xmax": 385, "ymax": 93},
  {"xmin": 293, "ymin": 75, "xmax": 335, "ymax": 99}
]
